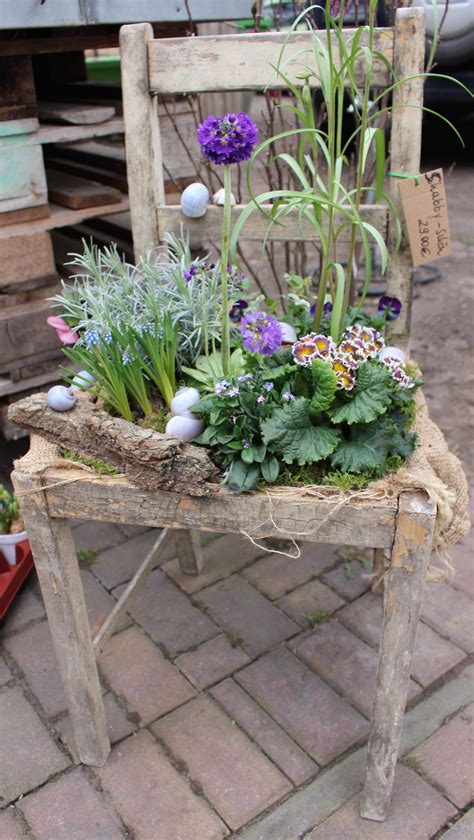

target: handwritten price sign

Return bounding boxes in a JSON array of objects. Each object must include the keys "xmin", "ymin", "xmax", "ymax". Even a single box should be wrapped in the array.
[{"xmin": 398, "ymin": 169, "xmax": 451, "ymax": 266}]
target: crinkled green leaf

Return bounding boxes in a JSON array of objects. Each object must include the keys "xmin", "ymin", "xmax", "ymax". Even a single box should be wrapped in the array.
[
  {"xmin": 330, "ymin": 417, "xmax": 401, "ymax": 474},
  {"xmin": 261, "ymin": 363, "xmax": 294, "ymax": 381},
  {"xmin": 310, "ymin": 359, "xmax": 338, "ymax": 414},
  {"xmin": 329, "ymin": 362, "xmax": 393, "ymax": 425},
  {"xmin": 261, "ymin": 398, "xmax": 341, "ymax": 465}
]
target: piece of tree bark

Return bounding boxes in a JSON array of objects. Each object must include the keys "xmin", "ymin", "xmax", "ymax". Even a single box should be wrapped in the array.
[{"xmin": 8, "ymin": 393, "xmax": 219, "ymax": 497}]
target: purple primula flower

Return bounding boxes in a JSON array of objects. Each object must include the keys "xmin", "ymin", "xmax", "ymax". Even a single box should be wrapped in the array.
[
  {"xmin": 257, "ymin": 395, "xmax": 266, "ymax": 404},
  {"xmin": 377, "ymin": 295, "xmax": 402, "ymax": 321},
  {"xmin": 197, "ymin": 113, "xmax": 258, "ymax": 166},
  {"xmin": 229, "ymin": 299, "xmax": 249, "ymax": 322},
  {"xmin": 240, "ymin": 310, "xmax": 283, "ymax": 356}
]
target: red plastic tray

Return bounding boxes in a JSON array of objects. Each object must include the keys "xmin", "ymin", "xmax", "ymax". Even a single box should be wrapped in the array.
[{"xmin": 0, "ymin": 540, "xmax": 34, "ymax": 620}]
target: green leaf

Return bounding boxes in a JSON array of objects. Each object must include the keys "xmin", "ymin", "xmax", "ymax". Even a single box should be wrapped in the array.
[
  {"xmin": 261, "ymin": 456, "xmax": 280, "ymax": 483},
  {"xmin": 261, "ymin": 363, "xmax": 294, "ymax": 381},
  {"xmin": 329, "ymin": 363, "xmax": 393, "ymax": 425},
  {"xmin": 227, "ymin": 459, "xmax": 261, "ymax": 493},
  {"xmin": 310, "ymin": 359, "xmax": 337, "ymax": 414},
  {"xmin": 330, "ymin": 417, "xmax": 401, "ymax": 474},
  {"xmin": 261, "ymin": 398, "xmax": 340, "ymax": 465},
  {"xmin": 241, "ymin": 446, "xmax": 255, "ymax": 464}
]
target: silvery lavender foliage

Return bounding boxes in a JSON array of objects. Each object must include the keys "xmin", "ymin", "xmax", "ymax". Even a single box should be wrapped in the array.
[{"xmin": 49, "ymin": 232, "xmax": 246, "ymax": 370}]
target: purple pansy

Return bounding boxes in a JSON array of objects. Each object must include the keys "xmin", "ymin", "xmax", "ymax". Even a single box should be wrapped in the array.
[
  {"xmin": 229, "ymin": 299, "xmax": 249, "ymax": 322},
  {"xmin": 240, "ymin": 310, "xmax": 283, "ymax": 356},
  {"xmin": 197, "ymin": 113, "xmax": 258, "ymax": 166},
  {"xmin": 310, "ymin": 300, "xmax": 333, "ymax": 317},
  {"xmin": 377, "ymin": 295, "xmax": 402, "ymax": 321}
]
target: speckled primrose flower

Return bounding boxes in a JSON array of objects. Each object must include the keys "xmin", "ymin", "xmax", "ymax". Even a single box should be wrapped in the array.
[
  {"xmin": 240, "ymin": 311, "xmax": 283, "ymax": 356},
  {"xmin": 292, "ymin": 333, "xmax": 335, "ymax": 366},
  {"xmin": 197, "ymin": 113, "xmax": 258, "ymax": 166}
]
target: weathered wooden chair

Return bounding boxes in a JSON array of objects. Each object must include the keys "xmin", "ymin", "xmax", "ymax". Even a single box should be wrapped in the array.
[{"xmin": 12, "ymin": 8, "xmax": 433, "ymax": 822}]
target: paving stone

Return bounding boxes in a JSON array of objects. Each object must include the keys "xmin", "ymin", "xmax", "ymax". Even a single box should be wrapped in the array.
[
  {"xmin": 323, "ymin": 559, "xmax": 372, "ymax": 601},
  {"xmin": 96, "ymin": 729, "xmax": 227, "ymax": 840},
  {"xmin": 81, "ymin": 569, "xmax": 130, "ymax": 638},
  {"xmin": 410, "ymin": 622, "xmax": 466, "ymax": 688},
  {"xmin": 162, "ymin": 533, "xmax": 265, "ymax": 594},
  {"xmin": 0, "ymin": 687, "xmax": 69, "ymax": 805},
  {"xmin": 175, "ymin": 634, "xmax": 250, "ymax": 689},
  {"xmin": 409, "ymin": 702, "xmax": 474, "ymax": 808},
  {"xmin": 211, "ymin": 678, "xmax": 317, "ymax": 785},
  {"xmin": 339, "ymin": 591, "xmax": 467, "ymax": 687},
  {"xmin": 91, "ymin": 529, "xmax": 163, "ymax": 590},
  {"xmin": 4, "ymin": 621, "xmax": 67, "ymax": 717},
  {"xmin": 238, "ymin": 664, "xmax": 474, "ymax": 840},
  {"xmin": 306, "ymin": 765, "xmax": 455, "ymax": 839},
  {"xmin": 278, "ymin": 580, "xmax": 345, "ymax": 626},
  {"xmin": 0, "ymin": 808, "xmax": 25, "ymax": 839},
  {"xmin": 198, "ymin": 575, "xmax": 299, "ymax": 656},
  {"xmin": 441, "ymin": 809, "xmax": 474, "ymax": 839},
  {"xmin": 242, "ymin": 543, "xmax": 339, "ymax": 601},
  {"xmin": 0, "ymin": 655, "xmax": 12, "ymax": 686},
  {"xmin": 113, "ymin": 568, "xmax": 217, "ymax": 657},
  {"xmin": 236, "ymin": 648, "xmax": 368, "ymax": 766},
  {"xmin": 421, "ymin": 582, "xmax": 474, "ymax": 652},
  {"xmin": 73, "ymin": 520, "xmax": 126, "ymax": 552},
  {"xmin": 1, "ymin": 578, "xmax": 45, "ymax": 634},
  {"xmin": 153, "ymin": 696, "xmax": 291, "ymax": 830},
  {"xmin": 99, "ymin": 626, "xmax": 194, "ymax": 725},
  {"xmin": 448, "ymin": 535, "xmax": 474, "ymax": 598},
  {"xmin": 20, "ymin": 767, "xmax": 123, "ymax": 839},
  {"xmin": 56, "ymin": 692, "xmax": 136, "ymax": 760},
  {"xmin": 293, "ymin": 620, "xmax": 420, "ymax": 717}
]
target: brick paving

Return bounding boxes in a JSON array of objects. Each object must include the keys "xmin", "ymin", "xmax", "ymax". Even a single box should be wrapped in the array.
[{"xmin": 0, "ymin": 506, "xmax": 472, "ymax": 839}]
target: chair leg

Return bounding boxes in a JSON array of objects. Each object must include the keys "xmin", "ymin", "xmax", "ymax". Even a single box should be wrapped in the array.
[
  {"xmin": 13, "ymin": 469, "xmax": 110, "ymax": 766},
  {"xmin": 361, "ymin": 491, "xmax": 436, "ymax": 821},
  {"xmin": 175, "ymin": 528, "xmax": 203, "ymax": 575}
]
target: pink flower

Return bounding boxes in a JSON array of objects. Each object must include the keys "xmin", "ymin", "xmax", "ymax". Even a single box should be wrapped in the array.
[{"xmin": 47, "ymin": 316, "xmax": 78, "ymax": 345}]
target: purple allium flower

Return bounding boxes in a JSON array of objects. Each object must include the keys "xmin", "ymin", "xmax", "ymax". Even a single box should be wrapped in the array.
[
  {"xmin": 229, "ymin": 299, "xmax": 249, "ymax": 323},
  {"xmin": 197, "ymin": 113, "xmax": 258, "ymax": 166},
  {"xmin": 377, "ymin": 295, "xmax": 402, "ymax": 321},
  {"xmin": 240, "ymin": 310, "xmax": 283, "ymax": 356},
  {"xmin": 257, "ymin": 395, "xmax": 266, "ymax": 404}
]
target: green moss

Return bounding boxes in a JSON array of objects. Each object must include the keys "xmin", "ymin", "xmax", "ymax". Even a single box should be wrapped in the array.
[
  {"xmin": 303, "ymin": 610, "xmax": 331, "ymax": 628},
  {"xmin": 77, "ymin": 548, "xmax": 99, "ymax": 566},
  {"xmin": 60, "ymin": 448, "xmax": 120, "ymax": 476},
  {"xmin": 323, "ymin": 471, "xmax": 370, "ymax": 491},
  {"xmin": 137, "ymin": 406, "xmax": 169, "ymax": 433}
]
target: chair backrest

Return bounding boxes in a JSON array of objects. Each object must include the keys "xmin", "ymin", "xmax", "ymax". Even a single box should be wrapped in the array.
[{"xmin": 120, "ymin": 8, "xmax": 425, "ymax": 340}]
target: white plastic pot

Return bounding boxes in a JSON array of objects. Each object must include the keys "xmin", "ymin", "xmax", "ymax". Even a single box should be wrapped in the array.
[{"xmin": 0, "ymin": 530, "xmax": 28, "ymax": 567}]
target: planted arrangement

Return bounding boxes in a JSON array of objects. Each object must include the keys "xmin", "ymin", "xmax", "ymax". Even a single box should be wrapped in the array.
[{"xmin": 38, "ymin": 0, "xmax": 463, "ymax": 494}]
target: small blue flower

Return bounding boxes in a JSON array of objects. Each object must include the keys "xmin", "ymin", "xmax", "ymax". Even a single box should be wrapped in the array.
[
  {"xmin": 214, "ymin": 380, "xmax": 230, "ymax": 396},
  {"xmin": 227, "ymin": 386, "xmax": 240, "ymax": 397},
  {"xmin": 84, "ymin": 329, "xmax": 100, "ymax": 347},
  {"xmin": 103, "ymin": 331, "xmax": 113, "ymax": 345},
  {"xmin": 122, "ymin": 349, "xmax": 133, "ymax": 366},
  {"xmin": 282, "ymin": 391, "xmax": 295, "ymax": 401},
  {"xmin": 237, "ymin": 373, "xmax": 253, "ymax": 383},
  {"xmin": 263, "ymin": 382, "xmax": 274, "ymax": 392},
  {"xmin": 242, "ymin": 441, "xmax": 251, "ymax": 449}
]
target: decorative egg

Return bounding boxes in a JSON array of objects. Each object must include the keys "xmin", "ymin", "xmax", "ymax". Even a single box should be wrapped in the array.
[
  {"xmin": 47, "ymin": 385, "xmax": 77, "ymax": 412},
  {"xmin": 170, "ymin": 386, "xmax": 201, "ymax": 416},
  {"xmin": 379, "ymin": 346, "xmax": 406, "ymax": 364},
  {"xmin": 165, "ymin": 414, "xmax": 204, "ymax": 442},
  {"xmin": 213, "ymin": 188, "xmax": 236, "ymax": 206},
  {"xmin": 70, "ymin": 370, "xmax": 96, "ymax": 391},
  {"xmin": 180, "ymin": 183, "xmax": 210, "ymax": 218},
  {"xmin": 280, "ymin": 322, "xmax": 298, "ymax": 344}
]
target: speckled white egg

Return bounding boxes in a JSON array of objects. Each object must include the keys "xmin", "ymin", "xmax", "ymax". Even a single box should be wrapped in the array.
[
  {"xmin": 213, "ymin": 188, "xmax": 236, "ymax": 206},
  {"xmin": 47, "ymin": 385, "xmax": 77, "ymax": 412},
  {"xmin": 165, "ymin": 414, "xmax": 204, "ymax": 442},
  {"xmin": 280, "ymin": 322, "xmax": 298, "ymax": 343},
  {"xmin": 170, "ymin": 386, "xmax": 201, "ymax": 416},
  {"xmin": 379, "ymin": 346, "xmax": 406, "ymax": 364},
  {"xmin": 180, "ymin": 183, "xmax": 210, "ymax": 218},
  {"xmin": 70, "ymin": 370, "xmax": 96, "ymax": 391}
]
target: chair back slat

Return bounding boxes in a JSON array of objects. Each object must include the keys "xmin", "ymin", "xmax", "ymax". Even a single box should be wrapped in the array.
[{"xmin": 148, "ymin": 30, "xmax": 394, "ymax": 95}]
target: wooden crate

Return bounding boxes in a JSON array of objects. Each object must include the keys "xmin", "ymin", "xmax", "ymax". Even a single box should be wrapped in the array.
[{"xmin": 0, "ymin": 120, "xmax": 48, "ymax": 213}]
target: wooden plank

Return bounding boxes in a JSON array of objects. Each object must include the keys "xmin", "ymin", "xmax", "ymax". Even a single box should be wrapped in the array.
[
  {"xmin": 0, "ymin": 273, "xmax": 60, "ymax": 309},
  {"xmin": 38, "ymin": 101, "xmax": 116, "ymax": 126},
  {"xmin": 175, "ymin": 529, "xmax": 204, "ymax": 575},
  {"xmin": 93, "ymin": 529, "xmax": 173, "ymax": 655},
  {"xmin": 11, "ymin": 466, "xmax": 110, "ymax": 767},
  {"xmin": 0, "ymin": 369, "xmax": 61, "ymax": 399},
  {"xmin": 0, "ymin": 144, "xmax": 48, "ymax": 213},
  {"xmin": 0, "ymin": 56, "xmax": 37, "ymax": 123},
  {"xmin": 0, "ymin": 232, "xmax": 55, "ymax": 286},
  {"xmin": 157, "ymin": 203, "xmax": 389, "ymax": 245},
  {"xmin": 46, "ymin": 169, "xmax": 122, "ymax": 210},
  {"xmin": 25, "ymin": 466, "xmax": 399, "ymax": 549},
  {"xmin": 148, "ymin": 29, "xmax": 394, "ymax": 94},
  {"xmin": 361, "ymin": 490, "xmax": 436, "ymax": 821},
  {"xmin": 120, "ymin": 23, "xmax": 165, "ymax": 258},
  {"xmin": 386, "ymin": 8, "xmax": 425, "ymax": 344},
  {"xmin": 0, "ymin": 118, "xmax": 125, "ymax": 148},
  {"xmin": 0, "ymin": 204, "xmax": 50, "ymax": 227},
  {"xmin": 0, "ymin": 300, "xmax": 62, "ymax": 372},
  {"xmin": 0, "ymin": 197, "xmax": 130, "ymax": 240},
  {"xmin": 45, "ymin": 156, "xmax": 129, "ymax": 194}
]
